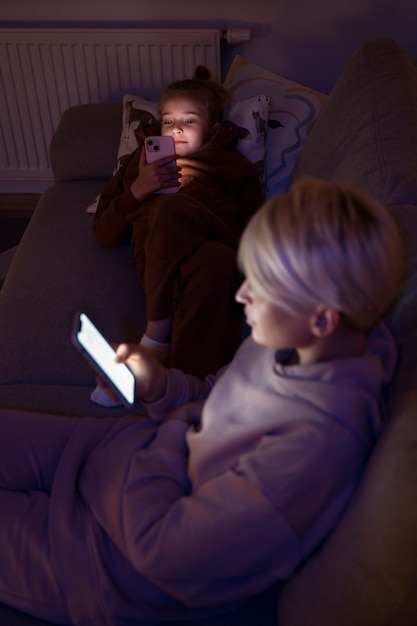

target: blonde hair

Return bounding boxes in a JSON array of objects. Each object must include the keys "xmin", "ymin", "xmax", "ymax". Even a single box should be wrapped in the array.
[
  {"xmin": 158, "ymin": 66, "xmax": 231, "ymax": 127},
  {"xmin": 238, "ymin": 178, "xmax": 404, "ymax": 330}
]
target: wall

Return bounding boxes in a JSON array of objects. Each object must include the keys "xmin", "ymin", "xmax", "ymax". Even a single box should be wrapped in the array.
[{"xmin": 1, "ymin": 0, "xmax": 417, "ymax": 94}]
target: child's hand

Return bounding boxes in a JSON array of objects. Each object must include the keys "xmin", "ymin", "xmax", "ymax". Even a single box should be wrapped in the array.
[
  {"xmin": 130, "ymin": 147, "xmax": 181, "ymax": 200},
  {"xmin": 115, "ymin": 343, "xmax": 167, "ymax": 403}
]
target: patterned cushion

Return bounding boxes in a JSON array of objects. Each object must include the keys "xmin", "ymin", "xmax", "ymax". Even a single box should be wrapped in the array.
[{"xmin": 223, "ymin": 55, "xmax": 327, "ymax": 197}]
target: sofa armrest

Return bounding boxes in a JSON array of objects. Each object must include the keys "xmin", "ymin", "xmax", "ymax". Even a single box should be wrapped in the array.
[{"xmin": 50, "ymin": 103, "xmax": 122, "ymax": 182}]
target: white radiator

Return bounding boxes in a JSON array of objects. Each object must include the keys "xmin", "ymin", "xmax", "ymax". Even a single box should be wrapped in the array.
[{"xmin": 0, "ymin": 28, "xmax": 221, "ymax": 191}]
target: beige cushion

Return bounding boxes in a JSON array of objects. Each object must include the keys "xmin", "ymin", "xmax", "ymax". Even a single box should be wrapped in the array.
[{"xmin": 223, "ymin": 54, "xmax": 327, "ymax": 197}]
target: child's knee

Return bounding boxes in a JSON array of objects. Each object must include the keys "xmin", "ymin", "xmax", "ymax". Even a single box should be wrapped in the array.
[{"xmin": 191, "ymin": 241, "xmax": 238, "ymax": 286}]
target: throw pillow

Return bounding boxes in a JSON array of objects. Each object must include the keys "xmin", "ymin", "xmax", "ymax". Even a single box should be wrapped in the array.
[
  {"xmin": 224, "ymin": 55, "xmax": 327, "ymax": 197},
  {"xmin": 115, "ymin": 93, "xmax": 160, "ymax": 173},
  {"xmin": 86, "ymin": 95, "xmax": 159, "ymax": 213},
  {"xmin": 224, "ymin": 94, "xmax": 271, "ymax": 179}
]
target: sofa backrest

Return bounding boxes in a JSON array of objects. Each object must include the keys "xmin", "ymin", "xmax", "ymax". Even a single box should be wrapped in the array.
[
  {"xmin": 50, "ymin": 102, "xmax": 122, "ymax": 182},
  {"xmin": 279, "ymin": 37, "xmax": 417, "ymax": 626}
]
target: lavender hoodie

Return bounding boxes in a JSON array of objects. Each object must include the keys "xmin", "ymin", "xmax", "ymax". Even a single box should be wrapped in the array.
[{"xmin": 49, "ymin": 323, "xmax": 397, "ymax": 625}]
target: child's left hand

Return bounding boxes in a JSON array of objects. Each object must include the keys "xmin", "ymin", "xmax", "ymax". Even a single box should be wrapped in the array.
[{"xmin": 130, "ymin": 147, "xmax": 181, "ymax": 200}]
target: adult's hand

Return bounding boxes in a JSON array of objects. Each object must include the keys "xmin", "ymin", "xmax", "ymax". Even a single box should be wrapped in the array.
[{"xmin": 115, "ymin": 343, "xmax": 167, "ymax": 403}]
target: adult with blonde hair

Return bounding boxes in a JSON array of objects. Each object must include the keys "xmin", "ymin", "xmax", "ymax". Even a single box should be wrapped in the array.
[
  {"xmin": 0, "ymin": 178, "xmax": 404, "ymax": 626},
  {"xmin": 237, "ymin": 178, "xmax": 403, "ymax": 352}
]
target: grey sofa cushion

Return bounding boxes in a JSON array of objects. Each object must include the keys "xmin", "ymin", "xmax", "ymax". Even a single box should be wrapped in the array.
[
  {"xmin": 0, "ymin": 181, "xmax": 147, "ymax": 416},
  {"xmin": 50, "ymin": 103, "xmax": 122, "ymax": 182}
]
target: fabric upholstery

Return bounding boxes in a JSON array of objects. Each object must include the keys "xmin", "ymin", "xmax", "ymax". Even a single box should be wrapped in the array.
[
  {"xmin": 0, "ymin": 181, "xmax": 147, "ymax": 417},
  {"xmin": 50, "ymin": 103, "xmax": 122, "ymax": 182},
  {"xmin": 279, "ymin": 37, "xmax": 417, "ymax": 626},
  {"xmin": 290, "ymin": 38, "xmax": 417, "ymax": 207}
]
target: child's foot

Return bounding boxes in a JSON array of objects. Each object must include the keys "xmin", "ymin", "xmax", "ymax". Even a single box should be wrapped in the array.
[{"xmin": 90, "ymin": 385, "xmax": 123, "ymax": 407}]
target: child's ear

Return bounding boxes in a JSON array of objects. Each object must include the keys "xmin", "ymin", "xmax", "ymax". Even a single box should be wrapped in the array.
[{"xmin": 310, "ymin": 306, "xmax": 340, "ymax": 337}]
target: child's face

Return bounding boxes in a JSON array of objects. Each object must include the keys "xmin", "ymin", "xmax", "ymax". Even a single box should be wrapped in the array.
[
  {"xmin": 160, "ymin": 95, "xmax": 212, "ymax": 156},
  {"xmin": 236, "ymin": 279, "xmax": 313, "ymax": 351}
]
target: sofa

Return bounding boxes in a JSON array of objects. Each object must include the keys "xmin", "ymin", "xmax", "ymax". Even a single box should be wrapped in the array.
[{"xmin": 0, "ymin": 37, "xmax": 416, "ymax": 625}]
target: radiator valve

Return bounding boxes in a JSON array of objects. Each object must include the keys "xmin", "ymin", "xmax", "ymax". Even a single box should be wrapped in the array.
[{"xmin": 222, "ymin": 27, "xmax": 252, "ymax": 45}]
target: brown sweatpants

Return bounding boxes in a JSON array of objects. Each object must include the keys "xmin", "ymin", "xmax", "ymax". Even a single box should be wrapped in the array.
[
  {"xmin": 135, "ymin": 194, "xmax": 243, "ymax": 378},
  {"xmin": 168, "ymin": 240, "xmax": 243, "ymax": 379}
]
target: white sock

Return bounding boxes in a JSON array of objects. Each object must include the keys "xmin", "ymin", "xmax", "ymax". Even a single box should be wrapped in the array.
[
  {"xmin": 140, "ymin": 334, "xmax": 170, "ymax": 349},
  {"xmin": 140, "ymin": 334, "xmax": 170, "ymax": 364}
]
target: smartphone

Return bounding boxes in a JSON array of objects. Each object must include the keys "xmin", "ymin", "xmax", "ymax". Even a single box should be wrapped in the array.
[
  {"xmin": 145, "ymin": 135, "xmax": 178, "ymax": 194},
  {"xmin": 72, "ymin": 312, "xmax": 135, "ymax": 407}
]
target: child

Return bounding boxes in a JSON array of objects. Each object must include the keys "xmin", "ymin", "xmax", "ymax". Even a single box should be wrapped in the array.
[
  {"xmin": 0, "ymin": 179, "xmax": 403, "ymax": 626},
  {"xmin": 93, "ymin": 66, "xmax": 264, "ymax": 393}
]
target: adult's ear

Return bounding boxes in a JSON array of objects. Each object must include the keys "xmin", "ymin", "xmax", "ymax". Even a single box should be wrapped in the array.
[{"xmin": 310, "ymin": 306, "xmax": 340, "ymax": 337}]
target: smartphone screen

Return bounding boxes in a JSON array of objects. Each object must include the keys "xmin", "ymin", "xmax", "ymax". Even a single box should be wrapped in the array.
[
  {"xmin": 145, "ymin": 135, "xmax": 178, "ymax": 194},
  {"xmin": 72, "ymin": 313, "xmax": 135, "ymax": 406}
]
